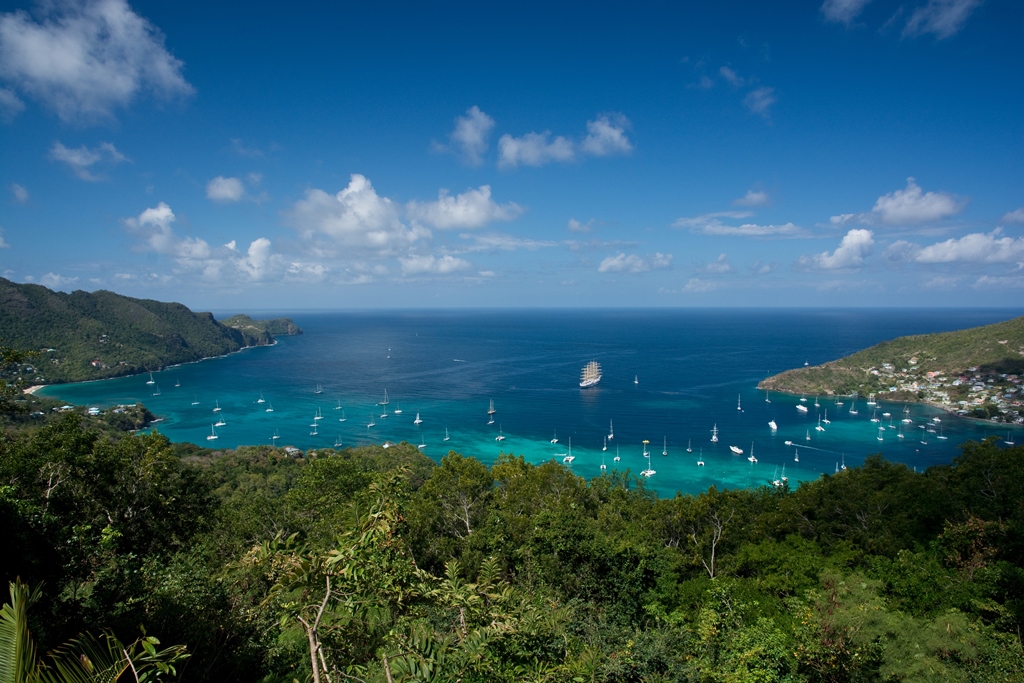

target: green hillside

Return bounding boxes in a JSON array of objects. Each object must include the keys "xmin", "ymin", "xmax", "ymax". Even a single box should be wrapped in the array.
[
  {"xmin": 759, "ymin": 315, "xmax": 1024, "ymax": 408},
  {"xmin": 0, "ymin": 278, "xmax": 298, "ymax": 384},
  {"xmin": 220, "ymin": 313, "xmax": 303, "ymax": 337}
]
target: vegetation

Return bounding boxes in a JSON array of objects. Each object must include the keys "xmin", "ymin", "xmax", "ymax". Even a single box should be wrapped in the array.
[
  {"xmin": 0, "ymin": 278, "xmax": 300, "ymax": 384},
  {"xmin": 220, "ymin": 314, "xmax": 303, "ymax": 338},
  {"xmin": 4, "ymin": 394, "xmax": 1024, "ymax": 681}
]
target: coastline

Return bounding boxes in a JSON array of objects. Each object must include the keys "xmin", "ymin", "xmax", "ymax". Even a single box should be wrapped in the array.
[{"xmin": 23, "ymin": 384, "xmax": 44, "ymax": 395}]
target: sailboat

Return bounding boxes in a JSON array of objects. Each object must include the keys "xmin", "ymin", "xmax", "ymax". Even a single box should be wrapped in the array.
[
  {"xmin": 772, "ymin": 467, "xmax": 782, "ymax": 487},
  {"xmin": 686, "ymin": 438, "xmax": 693, "ymax": 453},
  {"xmin": 334, "ymin": 435, "xmax": 343, "ymax": 447},
  {"xmin": 602, "ymin": 436, "xmax": 607, "ymax": 451},
  {"xmin": 816, "ymin": 416, "xmax": 825, "ymax": 432},
  {"xmin": 902, "ymin": 405, "xmax": 912, "ymax": 424},
  {"xmin": 495, "ymin": 424, "xmax": 505, "ymax": 442},
  {"xmin": 870, "ymin": 408, "xmax": 880, "ymax": 423},
  {"xmin": 634, "ymin": 375, "xmax": 639, "ymax": 385},
  {"xmin": 814, "ymin": 396, "xmax": 820, "ymax": 407},
  {"xmin": 379, "ymin": 389, "xmax": 389, "ymax": 418},
  {"xmin": 266, "ymin": 402, "xmax": 274, "ymax": 413},
  {"xmin": 662, "ymin": 437, "xmax": 668, "ymax": 456},
  {"xmin": 1005, "ymin": 432, "xmax": 1016, "ymax": 446},
  {"xmin": 214, "ymin": 414, "xmax": 226, "ymax": 427},
  {"xmin": 314, "ymin": 383, "xmax": 323, "ymax": 394},
  {"xmin": 314, "ymin": 407, "xmax": 323, "ymax": 421},
  {"xmin": 937, "ymin": 425, "xmax": 948, "ymax": 440},
  {"xmin": 641, "ymin": 440, "xmax": 655, "ymax": 477},
  {"xmin": 271, "ymin": 430, "xmax": 279, "ymax": 442},
  {"xmin": 562, "ymin": 437, "xmax": 574, "ymax": 463},
  {"xmin": 614, "ymin": 444, "xmax": 621, "ymax": 462},
  {"xmin": 697, "ymin": 447, "xmax": 704, "ymax": 466},
  {"xmin": 191, "ymin": 394, "xmax": 199, "ymax": 406},
  {"xmin": 805, "ymin": 429, "xmax": 811, "ymax": 441},
  {"xmin": 642, "ymin": 439, "xmax": 650, "ymax": 457},
  {"xmin": 747, "ymin": 442, "xmax": 757, "ymax": 463},
  {"xmin": 794, "ymin": 447, "xmax": 799, "ymax": 462},
  {"xmin": 551, "ymin": 430, "xmax": 558, "ymax": 444},
  {"xmin": 600, "ymin": 448, "xmax": 607, "ymax": 471},
  {"xmin": 822, "ymin": 409, "xmax": 830, "ymax": 425},
  {"xmin": 711, "ymin": 423, "xmax": 719, "ymax": 443},
  {"xmin": 174, "ymin": 378, "xmax": 180, "ymax": 388},
  {"xmin": 257, "ymin": 392, "xmax": 266, "ymax": 404},
  {"xmin": 877, "ymin": 425, "xmax": 884, "ymax": 442},
  {"xmin": 867, "ymin": 393, "xmax": 876, "ymax": 406},
  {"xmin": 310, "ymin": 423, "xmax": 318, "ymax": 436},
  {"xmin": 206, "ymin": 424, "xmax": 218, "ymax": 441},
  {"xmin": 737, "ymin": 394, "xmax": 742, "ymax": 411},
  {"xmin": 608, "ymin": 419, "xmax": 615, "ymax": 440},
  {"xmin": 781, "ymin": 464, "xmax": 788, "ymax": 484},
  {"xmin": 335, "ymin": 399, "xmax": 342, "ymax": 410},
  {"xmin": 579, "ymin": 361, "xmax": 602, "ymax": 388},
  {"xmin": 367, "ymin": 414, "xmax": 375, "ymax": 428},
  {"xmin": 841, "ymin": 454, "xmax": 847, "ymax": 470},
  {"xmin": 487, "ymin": 399, "xmax": 496, "ymax": 415},
  {"xmin": 152, "ymin": 384, "xmax": 161, "ymax": 396},
  {"xmin": 338, "ymin": 409, "xmax": 346, "ymax": 422},
  {"xmin": 444, "ymin": 428, "xmax": 450, "ymax": 442},
  {"xmin": 146, "ymin": 372, "xmax": 155, "ymax": 385},
  {"xmin": 414, "ymin": 412, "xmax": 423, "ymax": 425},
  {"xmin": 765, "ymin": 389, "xmax": 771, "ymax": 403},
  {"xmin": 849, "ymin": 401, "xmax": 858, "ymax": 415},
  {"xmin": 213, "ymin": 400, "xmax": 221, "ymax": 413},
  {"xmin": 394, "ymin": 403, "xmax": 403, "ymax": 415}
]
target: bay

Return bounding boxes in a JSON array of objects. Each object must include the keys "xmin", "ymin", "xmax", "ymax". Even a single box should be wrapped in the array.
[{"xmin": 39, "ymin": 308, "xmax": 1024, "ymax": 496}]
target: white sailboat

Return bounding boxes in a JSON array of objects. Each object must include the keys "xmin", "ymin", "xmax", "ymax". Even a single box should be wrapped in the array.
[
  {"xmin": 271, "ymin": 430, "xmax": 279, "ymax": 442},
  {"xmin": 206, "ymin": 424, "xmax": 218, "ymax": 441},
  {"xmin": 314, "ymin": 383, "xmax": 323, "ymax": 394},
  {"xmin": 841, "ymin": 454, "xmax": 847, "ymax": 470},
  {"xmin": 805, "ymin": 429, "xmax": 811, "ymax": 441},
  {"xmin": 562, "ymin": 437, "xmax": 574, "ymax": 463},
  {"xmin": 1005, "ymin": 432, "xmax": 1016, "ymax": 446},
  {"xmin": 579, "ymin": 361, "xmax": 602, "ymax": 388},
  {"xmin": 729, "ymin": 445, "xmax": 743, "ymax": 455},
  {"xmin": 314, "ymin": 407, "xmax": 323, "ymax": 421},
  {"xmin": 335, "ymin": 399, "xmax": 342, "ymax": 410},
  {"xmin": 334, "ymin": 435, "xmax": 343, "ymax": 447},
  {"xmin": 394, "ymin": 403, "xmax": 403, "ymax": 415},
  {"xmin": 687, "ymin": 438, "xmax": 693, "ymax": 453},
  {"xmin": 822, "ymin": 409, "xmax": 830, "ymax": 425},
  {"xmin": 495, "ymin": 424, "xmax": 505, "ymax": 442},
  {"xmin": 816, "ymin": 416, "xmax": 825, "ymax": 432},
  {"xmin": 414, "ymin": 412, "xmax": 423, "ymax": 425},
  {"xmin": 737, "ymin": 394, "xmax": 742, "ymax": 411},
  {"xmin": 600, "ymin": 448, "xmax": 606, "ymax": 471},
  {"xmin": 380, "ymin": 389, "xmax": 390, "ymax": 418},
  {"xmin": 152, "ymin": 384, "xmax": 161, "ymax": 396},
  {"xmin": 551, "ymin": 430, "xmax": 558, "ymax": 444},
  {"xmin": 214, "ymin": 414, "xmax": 226, "ymax": 427},
  {"xmin": 608, "ymin": 419, "xmax": 614, "ymax": 440},
  {"xmin": 266, "ymin": 402, "xmax": 274, "ymax": 413},
  {"xmin": 634, "ymin": 375, "xmax": 639, "ymax": 385},
  {"xmin": 603, "ymin": 436, "xmax": 607, "ymax": 451},
  {"xmin": 867, "ymin": 393, "xmax": 876, "ymax": 406},
  {"xmin": 174, "ymin": 378, "xmax": 180, "ymax": 388},
  {"xmin": 191, "ymin": 394, "xmax": 199, "ymax": 406},
  {"xmin": 747, "ymin": 442, "xmax": 757, "ymax": 463},
  {"xmin": 697, "ymin": 447, "xmax": 705, "ymax": 466},
  {"xmin": 765, "ymin": 389, "xmax": 771, "ymax": 403},
  {"xmin": 487, "ymin": 399, "xmax": 496, "ymax": 415},
  {"xmin": 338, "ymin": 409, "xmax": 346, "ymax": 422},
  {"xmin": 814, "ymin": 396, "xmax": 820, "ymax": 408},
  {"xmin": 794, "ymin": 447, "xmax": 799, "ymax": 462},
  {"xmin": 213, "ymin": 400, "xmax": 221, "ymax": 413},
  {"xmin": 772, "ymin": 467, "xmax": 782, "ymax": 487},
  {"xmin": 662, "ymin": 437, "xmax": 668, "ymax": 456},
  {"xmin": 877, "ymin": 425, "xmax": 884, "ymax": 442},
  {"xmin": 711, "ymin": 423, "xmax": 719, "ymax": 443},
  {"xmin": 367, "ymin": 414, "xmax": 375, "ymax": 428},
  {"xmin": 444, "ymin": 427, "xmax": 451, "ymax": 441},
  {"xmin": 870, "ymin": 408, "xmax": 880, "ymax": 423},
  {"xmin": 257, "ymin": 392, "xmax": 266, "ymax": 404},
  {"xmin": 310, "ymin": 423, "xmax": 318, "ymax": 436},
  {"xmin": 146, "ymin": 372, "xmax": 155, "ymax": 385},
  {"xmin": 614, "ymin": 444, "xmax": 621, "ymax": 462},
  {"xmin": 641, "ymin": 440, "xmax": 655, "ymax": 477}
]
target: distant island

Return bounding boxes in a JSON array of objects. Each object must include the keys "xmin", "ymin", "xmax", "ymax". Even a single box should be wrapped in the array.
[
  {"xmin": 759, "ymin": 315, "xmax": 1024, "ymax": 424},
  {"xmin": 0, "ymin": 278, "xmax": 302, "ymax": 384}
]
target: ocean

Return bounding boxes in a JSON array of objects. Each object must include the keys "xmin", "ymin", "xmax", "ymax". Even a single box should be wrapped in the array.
[{"xmin": 38, "ymin": 308, "xmax": 1024, "ymax": 496}]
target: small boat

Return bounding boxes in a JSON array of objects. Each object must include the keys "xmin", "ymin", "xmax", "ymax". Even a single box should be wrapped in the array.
[
  {"xmin": 822, "ymin": 409, "xmax": 830, "ymax": 425},
  {"xmin": 174, "ymin": 379, "xmax": 180, "ymax": 388},
  {"xmin": 697, "ymin": 447, "xmax": 704, "ymax": 467},
  {"xmin": 266, "ymin": 402, "xmax": 274, "ymax": 413},
  {"xmin": 214, "ymin": 415, "xmax": 226, "ymax": 427},
  {"xmin": 662, "ymin": 437, "xmax": 668, "ymax": 456},
  {"xmin": 310, "ymin": 424, "xmax": 318, "ymax": 436},
  {"xmin": 877, "ymin": 426, "xmax": 884, "ymax": 442},
  {"xmin": 805, "ymin": 429, "xmax": 811, "ymax": 441},
  {"xmin": 870, "ymin": 409, "xmax": 880, "ymax": 423},
  {"xmin": 614, "ymin": 444, "xmax": 621, "ymax": 462},
  {"xmin": 314, "ymin": 383, "xmax": 323, "ymax": 394},
  {"xmin": 634, "ymin": 375, "xmax": 639, "ymax": 385},
  {"xmin": 257, "ymin": 392, "xmax": 265, "ymax": 404},
  {"xmin": 562, "ymin": 437, "xmax": 574, "ymax": 463},
  {"xmin": 835, "ymin": 398, "xmax": 844, "ymax": 406},
  {"xmin": 841, "ymin": 454, "xmax": 847, "ymax": 470},
  {"xmin": 937, "ymin": 426, "xmax": 948, "ymax": 440},
  {"xmin": 367, "ymin": 415, "xmax": 375, "ymax": 428},
  {"xmin": 600, "ymin": 448, "xmax": 606, "ymax": 471},
  {"xmin": 495, "ymin": 424, "xmax": 505, "ymax": 442},
  {"xmin": 1005, "ymin": 432, "xmax": 1016, "ymax": 446},
  {"xmin": 414, "ymin": 412, "xmax": 423, "ymax": 425},
  {"xmin": 686, "ymin": 438, "xmax": 693, "ymax": 453},
  {"xmin": 338, "ymin": 409, "xmax": 346, "ymax": 422},
  {"xmin": 334, "ymin": 399, "xmax": 342, "ymax": 410},
  {"xmin": 602, "ymin": 436, "xmax": 607, "ymax": 451},
  {"xmin": 729, "ymin": 445, "xmax": 743, "ymax": 455},
  {"xmin": 711, "ymin": 424, "xmax": 719, "ymax": 443},
  {"xmin": 784, "ymin": 440, "xmax": 793, "ymax": 446},
  {"xmin": 579, "ymin": 361, "xmax": 602, "ymax": 388},
  {"xmin": 882, "ymin": 411, "xmax": 891, "ymax": 418},
  {"xmin": 444, "ymin": 428, "xmax": 450, "ymax": 442},
  {"xmin": 816, "ymin": 416, "xmax": 825, "ymax": 432},
  {"xmin": 794, "ymin": 448, "xmax": 799, "ymax": 462},
  {"xmin": 737, "ymin": 394, "xmax": 742, "ymax": 411},
  {"xmin": 418, "ymin": 439, "xmax": 426, "ymax": 450},
  {"xmin": 608, "ymin": 419, "xmax": 615, "ymax": 440},
  {"xmin": 152, "ymin": 384, "xmax": 161, "ymax": 396},
  {"xmin": 866, "ymin": 393, "xmax": 876, "ymax": 406},
  {"xmin": 814, "ymin": 396, "xmax": 820, "ymax": 407},
  {"xmin": 334, "ymin": 435, "xmax": 343, "ymax": 447},
  {"xmin": 765, "ymin": 389, "xmax": 771, "ymax": 403},
  {"xmin": 213, "ymin": 400, "xmax": 221, "ymax": 413},
  {"xmin": 781, "ymin": 464, "xmax": 788, "ymax": 484},
  {"xmin": 146, "ymin": 372, "xmax": 155, "ymax": 385},
  {"xmin": 642, "ymin": 439, "xmax": 650, "ymax": 457},
  {"xmin": 898, "ymin": 427, "xmax": 905, "ymax": 439},
  {"xmin": 849, "ymin": 402, "xmax": 858, "ymax": 415},
  {"xmin": 804, "ymin": 360, "xmax": 809, "ymax": 366},
  {"xmin": 800, "ymin": 396, "xmax": 807, "ymax": 402},
  {"xmin": 191, "ymin": 394, "xmax": 199, "ymax": 406},
  {"xmin": 380, "ymin": 388, "xmax": 390, "ymax": 408},
  {"xmin": 394, "ymin": 403, "xmax": 403, "ymax": 415},
  {"xmin": 206, "ymin": 424, "xmax": 218, "ymax": 441},
  {"xmin": 487, "ymin": 399, "xmax": 496, "ymax": 415},
  {"xmin": 747, "ymin": 443, "xmax": 757, "ymax": 463},
  {"xmin": 769, "ymin": 420, "xmax": 778, "ymax": 431},
  {"xmin": 772, "ymin": 467, "xmax": 782, "ymax": 487},
  {"xmin": 551, "ymin": 430, "xmax": 558, "ymax": 444},
  {"xmin": 271, "ymin": 430, "xmax": 279, "ymax": 442},
  {"xmin": 641, "ymin": 441, "xmax": 655, "ymax": 477},
  {"xmin": 314, "ymin": 407, "xmax": 323, "ymax": 421},
  {"xmin": 488, "ymin": 415, "xmax": 495, "ymax": 425},
  {"xmin": 796, "ymin": 404, "xmax": 809, "ymax": 413}
]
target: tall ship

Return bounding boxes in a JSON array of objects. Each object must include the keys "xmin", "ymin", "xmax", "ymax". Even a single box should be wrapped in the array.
[{"xmin": 579, "ymin": 361, "xmax": 602, "ymax": 388}]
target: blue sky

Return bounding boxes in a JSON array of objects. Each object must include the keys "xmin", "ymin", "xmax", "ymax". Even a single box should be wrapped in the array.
[{"xmin": 0, "ymin": 0, "xmax": 1021, "ymax": 309}]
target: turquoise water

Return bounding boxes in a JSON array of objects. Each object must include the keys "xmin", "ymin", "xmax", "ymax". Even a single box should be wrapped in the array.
[{"xmin": 39, "ymin": 309, "xmax": 1023, "ymax": 496}]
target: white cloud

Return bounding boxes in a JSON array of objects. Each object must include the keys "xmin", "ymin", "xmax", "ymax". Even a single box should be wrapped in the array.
[
  {"xmin": 567, "ymin": 218, "xmax": 593, "ymax": 233},
  {"xmin": 287, "ymin": 174, "xmax": 429, "ymax": 255},
  {"xmin": 407, "ymin": 185, "xmax": 522, "ymax": 229},
  {"xmin": 903, "ymin": 0, "xmax": 982, "ymax": 39},
  {"xmin": 922, "ymin": 275, "xmax": 960, "ymax": 290},
  {"xmin": 206, "ymin": 176, "xmax": 244, "ymax": 202},
  {"xmin": 10, "ymin": 183, "xmax": 28, "ymax": 203},
  {"xmin": 915, "ymin": 229, "xmax": 1024, "ymax": 264},
  {"xmin": 0, "ymin": 86, "xmax": 24, "ymax": 119},
  {"xmin": 882, "ymin": 239, "xmax": 922, "ymax": 262},
  {"xmin": 700, "ymin": 253, "xmax": 732, "ymax": 274},
  {"xmin": 1002, "ymin": 208, "xmax": 1024, "ymax": 224},
  {"xmin": 0, "ymin": 0, "xmax": 194, "ymax": 122},
  {"xmin": 230, "ymin": 138, "xmax": 264, "ymax": 158},
  {"xmin": 871, "ymin": 177, "xmax": 962, "ymax": 225},
  {"xmin": 798, "ymin": 228, "xmax": 874, "ymax": 270},
  {"xmin": 744, "ymin": 86, "xmax": 777, "ymax": 118},
  {"xmin": 682, "ymin": 278, "xmax": 716, "ymax": 293},
  {"xmin": 973, "ymin": 275, "xmax": 1024, "ymax": 289},
  {"xmin": 821, "ymin": 0, "xmax": 873, "ymax": 24},
  {"xmin": 598, "ymin": 252, "xmax": 672, "ymax": 273},
  {"xmin": 751, "ymin": 260, "xmax": 778, "ymax": 275},
  {"xmin": 447, "ymin": 105, "xmax": 495, "ymax": 166},
  {"xmin": 455, "ymin": 233, "xmax": 557, "ymax": 253},
  {"xmin": 125, "ymin": 201, "xmax": 211, "ymax": 260},
  {"xmin": 673, "ymin": 211, "xmax": 803, "ymax": 237},
  {"xmin": 580, "ymin": 114, "xmax": 633, "ymax": 156},
  {"xmin": 719, "ymin": 66, "xmax": 744, "ymax": 86},
  {"xmin": 498, "ymin": 131, "xmax": 575, "ymax": 168},
  {"xmin": 49, "ymin": 140, "xmax": 127, "ymax": 180},
  {"xmin": 733, "ymin": 189, "xmax": 769, "ymax": 207},
  {"xmin": 39, "ymin": 272, "xmax": 79, "ymax": 289},
  {"xmin": 399, "ymin": 254, "xmax": 472, "ymax": 276}
]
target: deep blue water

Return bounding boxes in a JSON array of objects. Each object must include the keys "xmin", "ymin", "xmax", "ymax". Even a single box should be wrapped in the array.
[{"xmin": 39, "ymin": 309, "xmax": 1024, "ymax": 496}]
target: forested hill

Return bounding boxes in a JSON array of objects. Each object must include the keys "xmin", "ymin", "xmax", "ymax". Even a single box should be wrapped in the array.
[
  {"xmin": 0, "ymin": 278, "xmax": 301, "ymax": 383},
  {"xmin": 759, "ymin": 314, "xmax": 1024, "ymax": 403}
]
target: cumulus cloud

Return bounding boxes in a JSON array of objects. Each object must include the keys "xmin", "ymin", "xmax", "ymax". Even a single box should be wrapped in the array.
[
  {"xmin": 821, "ymin": 0, "xmax": 873, "ymax": 24},
  {"xmin": 797, "ymin": 228, "xmax": 874, "ymax": 270},
  {"xmin": 598, "ymin": 252, "xmax": 672, "ymax": 273},
  {"xmin": 744, "ymin": 86, "xmax": 777, "ymax": 118},
  {"xmin": 830, "ymin": 177, "xmax": 964, "ymax": 227},
  {"xmin": 39, "ymin": 272, "xmax": 79, "ymax": 289},
  {"xmin": 682, "ymin": 278, "xmax": 716, "ymax": 293},
  {"xmin": 1002, "ymin": 208, "xmax": 1024, "ymax": 224},
  {"xmin": 49, "ymin": 140, "xmax": 127, "ymax": 180},
  {"xmin": 125, "ymin": 201, "xmax": 211, "ymax": 260},
  {"xmin": 719, "ymin": 66, "xmax": 744, "ymax": 86},
  {"xmin": 567, "ymin": 218, "xmax": 593, "ymax": 233},
  {"xmin": 206, "ymin": 176, "xmax": 244, "ymax": 202},
  {"xmin": 903, "ymin": 0, "xmax": 983, "ymax": 39},
  {"xmin": 446, "ymin": 105, "xmax": 495, "ymax": 166},
  {"xmin": 10, "ymin": 183, "xmax": 28, "ymax": 203},
  {"xmin": 407, "ymin": 185, "xmax": 522, "ymax": 229},
  {"xmin": 733, "ymin": 189, "xmax": 769, "ymax": 207},
  {"xmin": 399, "ymin": 254, "xmax": 472, "ymax": 276},
  {"xmin": 699, "ymin": 253, "xmax": 732, "ymax": 274},
  {"xmin": 914, "ymin": 229, "xmax": 1024, "ymax": 264},
  {"xmin": 0, "ymin": 0, "xmax": 194, "ymax": 122},
  {"xmin": 497, "ymin": 113, "xmax": 633, "ymax": 167},
  {"xmin": 498, "ymin": 131, "xmax": 575, "ymax": 168},
  {"xmin": 579, "ymin": 114, "xmax": 633, "ymax": 156},
  {"xmin": 287, "ymin": 174, "xmax": 429, "ymax": 255},
  {"xmin": 673, "ymin": 211, "xmax": 803, "ymax": 237}
]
